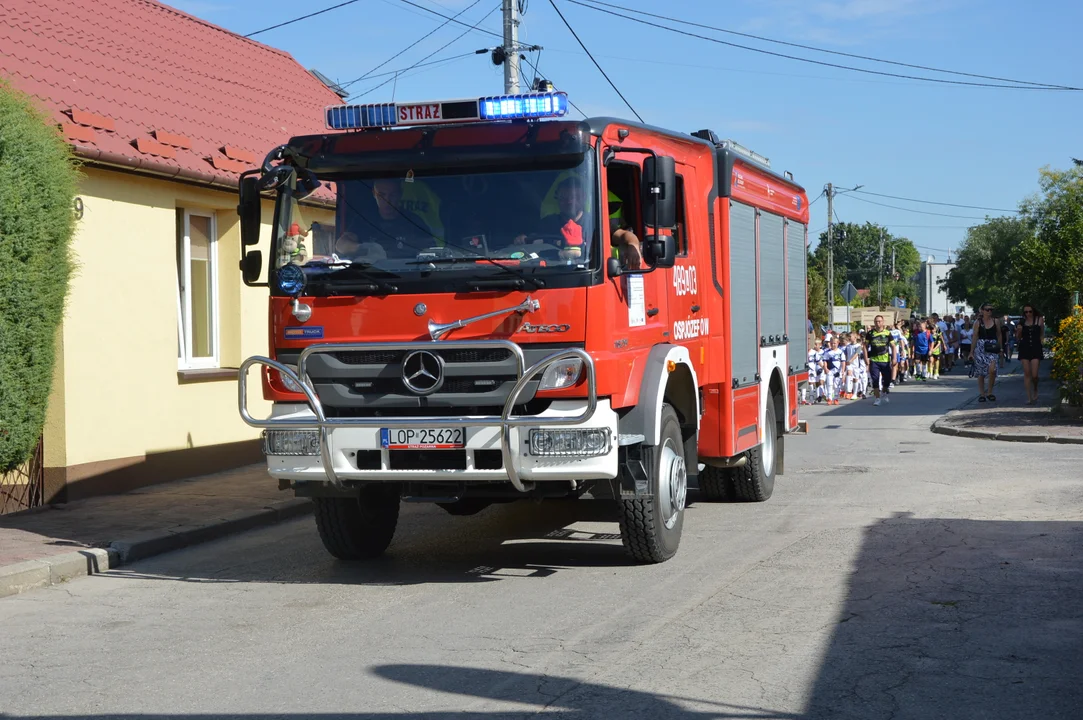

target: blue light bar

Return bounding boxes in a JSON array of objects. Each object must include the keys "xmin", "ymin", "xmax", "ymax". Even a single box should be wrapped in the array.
[
  {"xmin": 478, "ymin": 92, "xmax": 568, "ymax": 120},
  {"xmin": 324, "ymin": 92, "xmax": 570, "ymax": 130},
  {"xmin": 326, "ymin": 103, "xmax": 397, "ymax": 130}
]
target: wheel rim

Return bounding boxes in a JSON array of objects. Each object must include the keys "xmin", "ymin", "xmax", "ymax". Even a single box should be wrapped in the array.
[
  {"xmin": 762, "ymin": 411, "xmax": 776, "ymax": 477},
  {"xmin": 658, "ymin": 439, "xmax": 687, "ymax": 530}
]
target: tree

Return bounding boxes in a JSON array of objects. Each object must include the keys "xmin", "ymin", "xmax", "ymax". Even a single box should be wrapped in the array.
[
  {"xmin": 807, "ymin": 262, "xmax": 828, "ymax": 327},
  {"xmin": 939, "ymin": 216, "xmax": 1028, "ymax": 313},
  {"xmin": 814, "ymin": 221, "xmax": 920, "ymax": 306},
  {"xmin": 1015, "ymin": 166, "xmax": 1083, "ymax": 328},
  {"xmin": 0, "ymin": 81, "xmax": 79, "ymax": 472}
]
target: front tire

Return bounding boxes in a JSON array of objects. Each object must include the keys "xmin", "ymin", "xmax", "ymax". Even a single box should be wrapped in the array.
[
  {"xmin": 618, "ymin": 404, "xmax": 686, "ymax": 563},
  {"xmin": 313, "ymin": 486, "xmax": 400, "ymax": 560},
  {"xmin": 731, "ymin": 397, "xmax": 778, "ymax": 502}
]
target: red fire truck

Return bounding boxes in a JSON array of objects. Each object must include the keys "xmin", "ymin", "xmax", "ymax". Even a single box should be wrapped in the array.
[{"xmin": 237, "ymin": 92, "xmax": 809, "ymax": 564}]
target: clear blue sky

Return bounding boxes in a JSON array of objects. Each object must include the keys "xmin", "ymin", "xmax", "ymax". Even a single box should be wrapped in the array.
[{"xmin": 175, "ymin": 0, "xmax": 1083, "ymax": 260}]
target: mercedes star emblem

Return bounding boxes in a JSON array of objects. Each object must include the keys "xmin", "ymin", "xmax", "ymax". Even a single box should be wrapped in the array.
[
  {"xmin": 413, "ymin": 303, "xmax": 427, "ymax": 316},
  {"xmin": 401, "ymin": 350, "xmax": 444, "ymax": 395}
]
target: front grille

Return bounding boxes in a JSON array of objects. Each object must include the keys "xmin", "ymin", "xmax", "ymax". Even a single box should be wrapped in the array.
[
  {"xmin": 438, "ymin": 349, "xmax": 511, "ymax": 363},
  {"xmin": 323, "ymin": 398, "xmax": 551, "ymax": 418},
  {"xmin": 349, "ymin": 377, "xmax": 504, "ymax": 395},
  {"xmin": 335, "ymin": 350, "xmax": 403, "ymax": 365},
  {"xmin": 332, "ymin": 348, "xmax": 511, "ymax": 365}
]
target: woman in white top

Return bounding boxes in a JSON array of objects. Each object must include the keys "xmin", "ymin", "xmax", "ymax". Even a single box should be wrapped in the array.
[{"xmin": 958, "ymin": 320, "xmax": 973, "ymax": 373}]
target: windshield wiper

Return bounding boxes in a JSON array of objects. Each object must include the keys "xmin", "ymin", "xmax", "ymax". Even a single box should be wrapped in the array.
[
  {"xmin": 304, "ymin": 261, "xmax": 400, "ymax": 294},
  {"xmin": 406, "ymin": 256, "xmax": 545, "ymax": 289}
]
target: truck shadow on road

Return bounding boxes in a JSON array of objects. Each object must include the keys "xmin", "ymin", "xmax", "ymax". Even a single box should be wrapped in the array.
[{"xmin": 105, "ymin": 497, "xmax": 669, "ymax": 587}]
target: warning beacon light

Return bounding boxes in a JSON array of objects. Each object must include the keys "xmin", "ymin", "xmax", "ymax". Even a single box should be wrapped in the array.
[{"xmin": 325, "ymin": 92, "xmax": 569, "ymax": 130}]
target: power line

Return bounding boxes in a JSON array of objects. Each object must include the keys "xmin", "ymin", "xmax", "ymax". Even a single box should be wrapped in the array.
[
  {"xmin": 397, "ymin": 0, "xmax": 503, "ymax": 38},
  {"xmin": 841, "ymin": 194, "xmax": 991, "ymax": 220},
  {"xmin": 852, "ymin": 189, "xmax": 1018, "ymax": 214},
  {"xmin": 549, "ymin": 0, "xmax": 643, "ymax": 122},
  {"xmin": 353, "ymin": 50, "xmax": 485, "ymax": 84},
  {"xmin": 567, "ymin": 0, "xmax": 1083, "ymax": 91},
  {"xmin": 245, "ymin": 0, "xmax": 362, "ymax": 37},
  {"xmin": 340, "ymin": 0, "xmax": 485, "ymax": 89},
  {"xmin": 575, "ymin": 0, "xmax": 1081, "ymax": 91},
  {"xmin": 348, "ymin": 5, "xmax": 501, "ymax": 99}
]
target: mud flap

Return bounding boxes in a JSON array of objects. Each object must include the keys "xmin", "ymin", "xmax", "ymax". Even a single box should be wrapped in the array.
[{"xmin": 617, "ymin": 444, "xmax": 652, "ymax": 498}]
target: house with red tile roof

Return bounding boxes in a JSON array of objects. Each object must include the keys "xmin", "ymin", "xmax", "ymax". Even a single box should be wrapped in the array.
[{"xmin": 1, "ymin": 0, "xmax": 342, "ymax": 501}]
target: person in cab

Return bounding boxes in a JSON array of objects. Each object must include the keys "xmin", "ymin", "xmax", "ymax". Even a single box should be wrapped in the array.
[
  {"xmin": 515, "ymin": 177, "xmax": 642, "ymax": 268},
  {"xmin": 352, "ymin": 177, "xmax": 436, "ymax": 259}
]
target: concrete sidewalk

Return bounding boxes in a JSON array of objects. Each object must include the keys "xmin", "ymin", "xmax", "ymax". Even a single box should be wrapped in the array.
[
  {"xmin": 932, "ymin": 358, "xmax": 1083, "ymax": 443},
  {"xmin": 0, "ymin": 464, "xmax": 308, "ymax": 599}
]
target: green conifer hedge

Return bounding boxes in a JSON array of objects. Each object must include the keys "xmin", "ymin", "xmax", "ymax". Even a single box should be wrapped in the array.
[{"xmin": 0, "ymin": 81, "xmax": 79, "ymax": 472}]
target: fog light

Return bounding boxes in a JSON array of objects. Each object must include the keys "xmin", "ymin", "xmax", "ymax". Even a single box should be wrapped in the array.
[
  {"xmin": 539, "ymin": 358, "xmax": 582, "ymax": 390},
  {"xmin": 529, "ymin": 429, "xmax": 610, "ymax": 457},
  {"xmin": 275, "ymin": 368, "xmax": 304, "ymax": 393},
  {"xmin": 262, "ymin": 429, "xmax": 320, "ymax": 456}
]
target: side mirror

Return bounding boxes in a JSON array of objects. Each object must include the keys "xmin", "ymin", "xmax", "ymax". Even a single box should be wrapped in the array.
[
  {"xmin": 238, "ymin": 175, "xmax": 262, "ymax": 247},
  {"xmin": 642, "ymin": 155, "xmax": 676, "ymax": 229},
  {"xmin": 240, "ymin": 250, "xmax": 263, "ymax": 285},
  {"xmin": 643, "ymin": 234, "xmax": 677, "ymax": 269},
  {"xmin": 606, "ymin": 256, "xmax": 623, "ymax": 278}
]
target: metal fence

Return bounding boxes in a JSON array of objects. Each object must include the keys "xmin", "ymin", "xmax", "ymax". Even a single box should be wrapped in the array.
[{"xmin": 0, "ymin": 437, "xmax": 45, "ymax": 515}]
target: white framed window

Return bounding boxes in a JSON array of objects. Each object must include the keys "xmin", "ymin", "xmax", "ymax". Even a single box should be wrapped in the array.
[{"xmin": 176, "ymin": 209, "xmax": 219, "ymax": 369}]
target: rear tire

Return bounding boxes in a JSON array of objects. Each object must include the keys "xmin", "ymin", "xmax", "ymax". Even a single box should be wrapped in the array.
[
  {"xmin": 313, "ymin": 486, "xmax": 400, "ymax": 560},
  {"xmin": 731, "ymin": 397, "xmax": 778, "ymax": 502},
  {"xmin": 698, "ymin": 464, "xmax": 734, "ymax": 501},
  {"xmin": 618, "ymin": 404, "xmax": 686, "ymax": 563}
]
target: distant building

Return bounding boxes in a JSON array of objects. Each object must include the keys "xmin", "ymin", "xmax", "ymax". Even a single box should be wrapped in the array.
[{"xmin": 915, "ymin": 259, "xmax": 969, "ymax": 317}]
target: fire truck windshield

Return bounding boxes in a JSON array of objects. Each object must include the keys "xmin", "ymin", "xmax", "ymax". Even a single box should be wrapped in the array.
[{"xmin": 275, "ymin": 157, "xmax": 598, "ymax": 294}]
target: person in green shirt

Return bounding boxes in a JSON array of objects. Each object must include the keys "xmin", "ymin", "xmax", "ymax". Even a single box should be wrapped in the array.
[{"xmin": 863, "ymin": 315, "xmax": 897, "ymax": 407}]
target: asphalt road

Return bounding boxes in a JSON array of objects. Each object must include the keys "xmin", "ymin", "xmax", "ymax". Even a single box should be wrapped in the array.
[{"xmin": 3, "ymin": 371, "xmax": 1082, "ymax": 719}]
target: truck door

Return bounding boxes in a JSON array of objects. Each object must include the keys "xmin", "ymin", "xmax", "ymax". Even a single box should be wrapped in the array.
[
  {"xmin": 604, "ymin": 160, "xmax": 669, "ymax": 347},
  {"xmin": 669, "ymin": 166, "xmax": 707, "ymax": 381}
]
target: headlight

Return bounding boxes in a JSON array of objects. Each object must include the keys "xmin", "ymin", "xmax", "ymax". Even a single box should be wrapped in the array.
[
  {"xmin": 529, "ymin": 429, "xmax": 610, "ymax": 457},
  {"xmin": 538, "ymin": 358, "xmax": 583, "ymax": 390},
  {"xmin": 262, "ymin": 430, "xmax": 320, "ymax": 456},
  {"xmin": 276, "ymin": 263, "xmax": 305, "ymax": 295},
  {"xmin": 275, "ymin": 368, "xmax": 304, "ymax": 393}
]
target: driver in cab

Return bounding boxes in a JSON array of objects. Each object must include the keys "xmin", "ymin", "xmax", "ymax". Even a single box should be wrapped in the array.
[
  {"xmin": 515, "ymin": 176, "xmax": 641, "ymax": 269},
  {"xmin": 339, "ymin": 178, "xmax": 436, "ymax": 261}
]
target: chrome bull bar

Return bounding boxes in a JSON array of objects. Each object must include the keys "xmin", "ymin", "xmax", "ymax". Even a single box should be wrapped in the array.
[{"xmin": 238, "ymin": 340, "xmax": 597, "ymax": 492}]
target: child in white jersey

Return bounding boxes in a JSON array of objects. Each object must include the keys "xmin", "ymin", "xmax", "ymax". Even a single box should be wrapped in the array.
[
  {"xmin": 822, "ymin": 337, "xmax": 845, "ymax": 405},
  {"xmin": 803, "ymin": 342, "xmax": 823, "ymax": 404}
]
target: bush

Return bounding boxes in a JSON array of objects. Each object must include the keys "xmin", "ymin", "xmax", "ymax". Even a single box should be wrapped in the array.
[
  {"xmin": 1052, "ymin": 305, "xmax": 1083, "ymax": 407},
  {"xmin": 0, "ymin": 81, "xmax": 79, "ymax": 472}
]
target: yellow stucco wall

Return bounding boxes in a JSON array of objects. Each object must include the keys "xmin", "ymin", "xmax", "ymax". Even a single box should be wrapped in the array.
[{"xmin": 44, "ymin": 167, "xmax": 282, "ymax": 469}]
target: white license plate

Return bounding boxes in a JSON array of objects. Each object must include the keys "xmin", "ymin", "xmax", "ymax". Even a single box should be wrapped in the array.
[{"xmin": 380, "ymin": 427, "xmax": 465, "ymax": 449}]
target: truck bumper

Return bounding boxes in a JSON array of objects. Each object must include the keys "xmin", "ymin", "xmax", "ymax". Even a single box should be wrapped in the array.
[
  {"xmin": 264, "ymin": 399, "xmax": 618, "ymax": 483},
  {"xmin": 239, "ymin": 342, "xmax": 602, "ymax": 491}
]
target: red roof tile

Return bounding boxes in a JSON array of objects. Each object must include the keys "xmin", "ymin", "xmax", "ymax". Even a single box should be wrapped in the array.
[
  {"xmin": 0, "ymin": 0, "xmax": 342, "ymax": 188},
  {"xmin": 154, "ymin": 129, "xmax": 191, "ymax": 149}
]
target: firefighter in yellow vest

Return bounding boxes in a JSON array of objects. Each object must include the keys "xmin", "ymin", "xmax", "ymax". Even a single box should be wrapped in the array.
[{"xmin": 608, "ymin": 190, "xmax": 642, "ymax": 269}]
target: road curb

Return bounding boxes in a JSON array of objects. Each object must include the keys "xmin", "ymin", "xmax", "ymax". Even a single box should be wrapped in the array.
[
  {"xmin": 932, "ymin": 416, "xmax": 1082, "ymax": 444},
  {"xmin": 0, "ymin": 498, "xmax": 312, "ymax": 600}
]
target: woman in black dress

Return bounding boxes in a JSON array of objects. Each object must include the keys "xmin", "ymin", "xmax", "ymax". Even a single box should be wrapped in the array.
[{"xmin": 1016, "ymin": 304, "xmax": 1045, "ymax": 405}]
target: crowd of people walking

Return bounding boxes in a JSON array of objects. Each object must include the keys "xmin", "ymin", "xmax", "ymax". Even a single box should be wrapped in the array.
[{"xmin": 803, "ymin": 305, "xmax": 1047, "ymax": 408}]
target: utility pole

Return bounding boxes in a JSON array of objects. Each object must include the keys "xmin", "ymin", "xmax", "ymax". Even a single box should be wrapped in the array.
[
  {"xmin": 501, "ymin": 0, "xmax": 521, "ymax": 93},
  {"xmin": 825, "ymin": 183, "xmax": 834, "ymax": 328}
]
